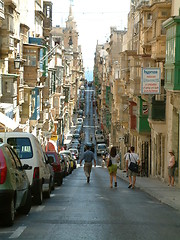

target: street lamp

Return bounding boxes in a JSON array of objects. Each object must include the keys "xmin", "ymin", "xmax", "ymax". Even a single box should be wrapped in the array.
[{"xmin": 14, "ymin": 53, "xmax": 21, "ymax": 69}]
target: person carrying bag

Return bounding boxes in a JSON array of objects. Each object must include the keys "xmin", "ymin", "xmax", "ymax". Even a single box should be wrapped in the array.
[
  {"xmin": 126, "ymin": 146, "xmax": 139, "ymax": 189},
  {"xmin": 107, "ymin": 146, "xmax": 120, "ymax": 188}
]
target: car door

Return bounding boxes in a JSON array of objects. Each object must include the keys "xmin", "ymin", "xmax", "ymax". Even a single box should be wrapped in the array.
[
  {"xmin": 4, "ymin": 146, "xmax": 29, "ymax": 209},
  {"xmin": 35, "ymin": 138, "xmax": 50, "ymax": 190}
]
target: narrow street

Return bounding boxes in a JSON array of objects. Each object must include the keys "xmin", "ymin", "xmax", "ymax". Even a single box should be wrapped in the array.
[
  {"xmin": 0, "ymin": 86, "xmax": 180, "ymax": 240},
  {"xmin": 0, "ymin": 166, "xmax": 180, "ymax": 240}
]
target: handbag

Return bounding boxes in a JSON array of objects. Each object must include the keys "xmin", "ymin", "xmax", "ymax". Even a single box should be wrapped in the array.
[
  {"xmin": 108, "ymin": 157, "xmax": 112, "ymax": 167},
  {"xmin": 128, "ymin": 154, "xmax": 138, "ymax": 173}
]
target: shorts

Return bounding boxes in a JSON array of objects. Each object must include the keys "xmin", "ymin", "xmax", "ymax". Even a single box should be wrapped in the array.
[
  {"xmin": 128, "ymin": 169, "xmax": 138, "ymax": 177},
  {"xmin": 108, "ymin": 164, "xmax": 117, "ymax": 175},
  {"xmin": 168, "ymin": 166, "xmax": 175, "ymax": 177}
]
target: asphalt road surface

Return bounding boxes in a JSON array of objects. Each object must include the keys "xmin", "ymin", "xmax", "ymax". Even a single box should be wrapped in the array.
[
  {"xmin": 1, "ymin": 86, "xmax": 180, "ymax": 239},
  {"xmin": 1, "ymin": 165, "xmax": 180, "ymax": 240}
]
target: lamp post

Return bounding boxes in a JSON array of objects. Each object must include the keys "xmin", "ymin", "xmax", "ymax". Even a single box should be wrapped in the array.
[{"xmin": 14, "ymin": 53, "xmax": 21, "ymax": 69}]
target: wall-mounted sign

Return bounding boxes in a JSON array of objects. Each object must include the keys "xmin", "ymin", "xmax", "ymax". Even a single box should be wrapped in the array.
[
  {"xmin": 142, "ymin": 102, "xmax": 148, "ymax": 115},
  {"xmin": 141, "ymin": 68, "xmax": 161, "ymax": 94}
]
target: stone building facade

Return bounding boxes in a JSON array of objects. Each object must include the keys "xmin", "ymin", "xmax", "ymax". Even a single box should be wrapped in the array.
[
  {"xmin": 94, "ymin": 0, "xmax": 180, "ymax": 186},
  {"xmin": 0, "ymin": 1, "xmax": 84, "ymax": 151}
]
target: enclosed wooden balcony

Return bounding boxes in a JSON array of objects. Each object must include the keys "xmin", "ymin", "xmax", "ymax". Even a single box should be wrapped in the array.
[
  {"xmin": 149, "ymin": 97, "xmax": 166, "ymax": 121},
  {"xmin": 0, "ymin": 0, "xmax": 5, "ymax": 25}
]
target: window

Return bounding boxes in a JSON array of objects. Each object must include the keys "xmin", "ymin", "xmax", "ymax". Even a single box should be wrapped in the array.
[
  {"xmin": 147, "ymin": 13, "xmax": 152, "ymax": 20},
  {"xmin": 46, "ymin": 6, "xmax": 50, "ymax": 18},
  {"xmin": 24, "ymin": 49, "xmax": 37, "ymax": 66},
  {"xmin": 7, "ymin": 137, "xmax": 33, "ymax": 159},
  {"xmin": 25, "ymin": 55, "xmax": 37, "ymax": 66},
  {"xmin": 5, "ymin": 81, "xmax": 11, "ymax": 93},
  {"xmin": 9, "ymin": 147, "xmax": 22, "ymax": 168}
]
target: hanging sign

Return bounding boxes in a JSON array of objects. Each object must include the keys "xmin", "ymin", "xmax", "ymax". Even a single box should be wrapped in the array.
[{"xmin": 141, "ymin": 68, "xmax": 161, "ymax": 94}]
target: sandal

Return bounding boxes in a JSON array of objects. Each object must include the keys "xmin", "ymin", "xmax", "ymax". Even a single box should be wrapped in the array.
[{"xmin": 128, "ymin": 184, "xmax": 132, "ymax": 188}]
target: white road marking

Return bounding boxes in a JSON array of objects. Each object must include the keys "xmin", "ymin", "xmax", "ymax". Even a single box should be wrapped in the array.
[
  {"xmin": 35, "ymin": 205, "xmax": 45, "ymax": 212},
  {"xmin": 9, "ymin": 226, "xmax": 26, "ymax": 239}
]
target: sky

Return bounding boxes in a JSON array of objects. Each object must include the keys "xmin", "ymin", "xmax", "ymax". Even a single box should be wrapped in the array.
[{"xmin": 52, "ymin": 0, "xmax": 131, "ymax": 80}]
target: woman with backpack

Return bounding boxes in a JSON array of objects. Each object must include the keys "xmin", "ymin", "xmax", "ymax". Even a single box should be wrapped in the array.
[{"xmin": 107, "ymin": 146, "xmax": 119, "ymax": 188}]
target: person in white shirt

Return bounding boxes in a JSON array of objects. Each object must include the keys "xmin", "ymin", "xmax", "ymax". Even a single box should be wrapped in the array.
[
  {"xmin": 126, "ymin": 146, "xmax": 140, "ymax": 189},
  {"xmin": 124, "ymin": 150, "xmax": 130, "ymax": 177}
]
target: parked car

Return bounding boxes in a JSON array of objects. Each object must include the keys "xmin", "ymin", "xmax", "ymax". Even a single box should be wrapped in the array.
[
  {"xmin": 76, "ymin": 117, "xmax": 83, "ymax": 125},
  {"xmin": 0, "ymin": 143, "xmax": 32, "ymax": 226},
  {"xmin": 72, "ymin": 133, "xmax": 81, "ymax": 143},
  {"xmin": 95, "ymin": 129, "xmax": 103, "ymax": 139},
  {"xmin": 45, "ymin": 151, "xmax": 64, "ymax": 186},
  {"xmin": 0, "ymin": 132, "xmax": 52, "ymax": 205},
  {"xmin": 59, "ymin": 150, "xmax": 76, "ymax": 170},
  {"xmin": 69, "ymin": 148, "xmax": 79, "ymax": 159},
  {"xmin": 96, "ymin": 134, "xmax": 105, "ymax": 144},
  {"xmin": 97, "ymin": 143, "xmax": 107, "ymax": 156},
  {"xmin": 64, "ymin": 133, "xmax": 73, "ymax": 145},
  {"xmin": 71, "ymin": 139, "xmax": 81, "ymax": 149},
  {"xmin": 59, "ymin": 153, "xmax": 71, "ymax": 175},
  {"xmin": 77, "ymin": 109, "xmax": 84, "ymax": 117}
]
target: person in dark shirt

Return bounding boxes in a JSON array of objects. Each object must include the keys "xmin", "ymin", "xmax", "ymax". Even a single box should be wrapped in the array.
[{"xmin": 80, "ymin": 145, "xmax": 96, "ymax": 183}]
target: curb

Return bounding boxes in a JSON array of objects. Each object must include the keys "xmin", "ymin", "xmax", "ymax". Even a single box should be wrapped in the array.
[{"xmin": 117, "ymin": 169, "xmax": 180, "ymax": 211}]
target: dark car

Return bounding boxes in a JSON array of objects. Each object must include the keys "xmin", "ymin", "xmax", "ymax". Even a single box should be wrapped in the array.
[
  {"xmin": 45, "ymin": 151, "xmax": 64, "ymax": 186},
  {"xmin": 77, "ymin": 109, "xmax": 84, "ymax": 117},
  {"xmin": 84, "ymin": 142, "xmax": 95, "ymax": 153},
  {"xmin": 0, "ymin": 143, "xmax": 32, "ymax": 226},
  {"xmin": 72, "ymin": 133, "xmax": 81, "ymax": 143}
]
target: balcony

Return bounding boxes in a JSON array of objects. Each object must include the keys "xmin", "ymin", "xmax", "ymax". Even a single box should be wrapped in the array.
[
  {"xmin": 151, "ymin": 38, "xmax": 166, "ymax": 60},
  {"xmin": 4, "ymin": 0, "xmax": 17, "ymax": 8},
  {"xmin": 149, "ymin": 98, "xmax": 165, "ymax": 121},
  {"xmin": 136, "ymin": 97, "xmax": 151, "ymax": 134},
  {"xmin": 0, "ymin": 35, "xmax": 14, "ymax": 55},
  {"xmin": 0, "ymin": 0, "xmax": 5, "ymax": 25}
]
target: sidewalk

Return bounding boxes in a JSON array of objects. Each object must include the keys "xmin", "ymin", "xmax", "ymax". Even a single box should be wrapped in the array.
[{"xmin": 117, "ymin": 169, "xmax": 180, "ymax": 211}]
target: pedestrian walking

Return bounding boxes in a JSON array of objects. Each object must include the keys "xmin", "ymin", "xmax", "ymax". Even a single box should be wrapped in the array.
[
  {"xmin": 124, "ymin": 150, "xmax": 130, "ymax": 177},
  {"xmin": 168, "ymin": 150, "xmax": 175, "ymax": 187},
  {"xmin": 107, "ymin": 146, "xmax": 119, "ymax": 188},
  {"xmin": 80, "ymin": 145, "xmax": 96, "ymax": 183},
  {"xmin": 126, "ymin": 146, "xmax": 140, "ymax": 189}
]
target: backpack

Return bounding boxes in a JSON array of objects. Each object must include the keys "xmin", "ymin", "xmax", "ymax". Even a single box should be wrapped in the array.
[{"xmin": 174, "ymin": 160, "xmax": 178, "ymax": 168}]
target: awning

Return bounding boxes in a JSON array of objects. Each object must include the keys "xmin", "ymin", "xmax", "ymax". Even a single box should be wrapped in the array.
[
  {"xmin": 45, "ymin": 139, "xmax": 57, "ymax": 152},
  {"xmin": 0, "ymin": 112, "xmax": 19, "ymax": 131}
]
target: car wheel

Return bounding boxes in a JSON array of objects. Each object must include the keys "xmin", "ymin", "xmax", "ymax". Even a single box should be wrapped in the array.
[
  {"xmin": 51, "ymin": 179, "xmax": 55, "ymax": 191},
  {"xmin": 34, "ymin": 184, "xmax": 43, "ymax": 205},
  {"xmin": 18, "ymin": 188, "xmax": 31, "ymax": 215},
  {"xmin": 43, "ymin": 181, "xmax": 51, "ymax": 199},
  {"xmin": 57, "ymin": 176, "xmax": 63, "ymax": 186},
  {"xmin": 4, "ymin": 198, "xmax": 15, "ymax": 227}
]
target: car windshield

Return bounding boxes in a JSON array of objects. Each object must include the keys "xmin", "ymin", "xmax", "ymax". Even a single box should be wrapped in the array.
[
  {"xmin": 95, "ymin": 130, "xmax": 103, "ymax": 135},
  {"xmin": 98, "ymin": 145, "xmax": 106, "ymax": 150},
  {"xmin": 7, "ymin": 137, "xmax": 33, "ymax": 159}
]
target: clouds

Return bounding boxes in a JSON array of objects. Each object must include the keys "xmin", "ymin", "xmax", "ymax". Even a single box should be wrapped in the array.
[{"xmin": 52, "ymin": 0, "xmax": 130, "ymax": 71}]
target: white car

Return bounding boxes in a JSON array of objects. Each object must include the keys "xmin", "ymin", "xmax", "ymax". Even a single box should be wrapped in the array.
[
  {"xmin": 64, "ymin": 133, "xmax": 73, "ymax": 145},
  {"xmin": 69, "ymin": 148, "xmax": 79, "ymax": 158},
  {"xmin": 96, "ymin": 134, "xmax": 105, "ymax": 144},
  {"xmin": 0, "ymin": 132, "xmax": 52, "ymax": 205},
  {"xmin": 97, "ymin": 143, "xmax": 107, "ymax": 156},
  {"xmin": 76, "ymin": 118, "xmax": 83, "ymax": 124},
  {"xmin": 95, "ymin": 129, "xmax": 103, "ymax": 140}
]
